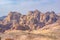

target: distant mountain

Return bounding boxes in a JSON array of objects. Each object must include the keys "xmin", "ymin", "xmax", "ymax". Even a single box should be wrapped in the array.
[
  {"xmin": 0, "ymin": 16, "xmax": 6, "ymax": 21},
  {"xmin": 0, "ymin": 10, "xmax": 60, "ymax": 32}
]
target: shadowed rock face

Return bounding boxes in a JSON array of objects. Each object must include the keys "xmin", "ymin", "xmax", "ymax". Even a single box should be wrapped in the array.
[
  {"xmin": 44, "ymin": 11, "xmax": 58, "ymax": 25},
  {"xmin": 0, "ymin": 10, "xmax": 60, "ymax": 32}
]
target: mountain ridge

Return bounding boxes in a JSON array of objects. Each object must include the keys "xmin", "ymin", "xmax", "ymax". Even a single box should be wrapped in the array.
[{"xmin": 0, "ymin": 10, "xmax": 60, "ymax": 32}]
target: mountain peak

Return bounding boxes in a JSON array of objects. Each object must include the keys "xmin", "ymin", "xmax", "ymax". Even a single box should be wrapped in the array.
[
  {"xmin": 8, "ymin": 11, "xmax": 21, "ymax": 16},
  {"xmin": 34, "ymin": 9, "xmax": 41, "ymax": 13}
]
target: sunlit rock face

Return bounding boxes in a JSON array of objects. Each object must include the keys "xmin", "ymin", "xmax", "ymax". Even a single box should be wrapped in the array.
[{"xmin": 0, "ymin": 10, "xmax": 60, "ymax": 32}]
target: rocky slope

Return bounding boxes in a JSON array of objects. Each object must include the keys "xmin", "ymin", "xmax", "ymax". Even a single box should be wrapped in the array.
[{"xmin": 0, "ymin": 10, "xmax": 60, "ymax": 32}]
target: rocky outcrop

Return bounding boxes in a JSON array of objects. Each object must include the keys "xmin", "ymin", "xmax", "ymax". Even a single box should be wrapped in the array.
[
  {"xmin": 44, "ymin": 11, "xmax": 58, "ymax": 25},
  {"xmin": 3, "ymin": 12, "xmax": 21, "ymax": 25},
  {"xmin": 0, "ymin": 10, "xmax": 60, "ymax": 32}
]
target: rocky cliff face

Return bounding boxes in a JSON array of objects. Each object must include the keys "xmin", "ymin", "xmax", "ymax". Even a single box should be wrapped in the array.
[{"xmin": 0, "ymin": 10, "xmax": 60, "ymax": 32}]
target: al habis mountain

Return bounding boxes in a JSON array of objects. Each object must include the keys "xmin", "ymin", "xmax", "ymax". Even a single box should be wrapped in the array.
[{"xmin": 0, "ymin": 10, "xmax": 60, "ymax": 32}]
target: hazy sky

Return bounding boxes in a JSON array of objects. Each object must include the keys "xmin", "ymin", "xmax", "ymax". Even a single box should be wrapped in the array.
[{"xmin": 0, "ymin": 0, "xmax": 60, "ymax": 17}]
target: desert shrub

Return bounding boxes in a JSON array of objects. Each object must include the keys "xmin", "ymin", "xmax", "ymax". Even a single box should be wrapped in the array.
[
  {"xmin": 0, "ymin": 37, "xmax": 1, "ymax": 40},
  {"xmin": 5, "ymin": 38, "xmax": 14, "ymax": 40}
]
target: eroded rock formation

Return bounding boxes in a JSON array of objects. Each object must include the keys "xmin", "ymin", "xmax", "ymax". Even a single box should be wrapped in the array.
[{"xmin": 0, "ymin": 10, "xmax": 60, "ymax": 32}]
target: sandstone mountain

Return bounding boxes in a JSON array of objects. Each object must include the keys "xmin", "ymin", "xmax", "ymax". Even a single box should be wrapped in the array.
[{"xmin": 0, "ymin": 10, "xmax": 60, "ymax": 32}]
